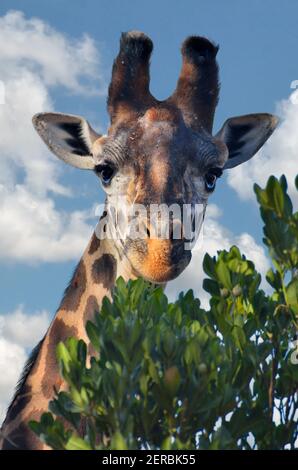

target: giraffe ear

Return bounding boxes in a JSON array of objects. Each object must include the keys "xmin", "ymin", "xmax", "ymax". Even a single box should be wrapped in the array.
[
  {"xmin": 216, "ymin": 113, "xmax": 279, "ymax": 170},
  {"xmin": 32, "ymin": 113, "xmax": 101, "ymax": 170}
]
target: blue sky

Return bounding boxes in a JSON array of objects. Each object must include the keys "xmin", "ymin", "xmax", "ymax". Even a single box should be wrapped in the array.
[{"xmin": 0, "ymin": 0, "xmax": 298, "ymax": 417}]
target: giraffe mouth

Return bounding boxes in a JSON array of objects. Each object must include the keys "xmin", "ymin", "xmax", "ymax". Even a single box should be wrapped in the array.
[
  {"xmin": 130, "ymin": 245, "xmax": 192, "ymax": 283},
  {"xmin": 146, "ymin": 253, "xmax": 192, "ymax": 283}
]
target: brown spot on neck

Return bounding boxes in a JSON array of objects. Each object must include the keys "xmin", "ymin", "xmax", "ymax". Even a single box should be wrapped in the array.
[
  {"xmin": 88, "ymin": 232, "xmax": 101, "ymax": 255},
  {"xmin": 1, "ymin": 421, "xmax": 44, "ymax": 450},
  {"xmin": 83, "ymin": 295, "xmax": 99, "ymax": 324},
  {"xmin": 59, "ymin": 259, "xmax": 87, "ymax": 311},
  {"xmin": 92, "ymin": 254, "xmax": 117, "ymax": 289},
  {"xmin": 83, "ymin": 296, "xmax": 100, "ymax": 359},
  {"xmin": 42, "ymin": 319, "xmax": 78, "ymax": 399}
]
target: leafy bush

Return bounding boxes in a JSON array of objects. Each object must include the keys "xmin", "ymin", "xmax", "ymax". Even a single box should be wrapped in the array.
[{"xmin": 30, "ymin": 175, "xmax": 298, "ymax": 450}]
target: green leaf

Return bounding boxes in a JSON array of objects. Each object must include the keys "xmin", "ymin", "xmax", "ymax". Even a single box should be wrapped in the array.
[
  {"xmin": 203, "ymin": 253, "xmax": 216, "ymax": 278},
  {"xmin": 215, "ymin": 259, "xmax": 232, "ymax": 289},
  {"xmin": 271, "ymin": 177, "xmax": 284, "ymax": 216},
  {"xmin": 85, "ymin": 320, "xmax": 100, "ymax": 350},
  {"xmin": 56, "ymin": 342, "xmax": 71, "ymax": 373},
  {"xmin": 203, "ymin": 278, "xmax": 220, "ymax": 296},
  {"xmin": 110, "ymin": 432, "xmax": 128, "ymax": 450},
  {"xmin": 285, "ymin": 278, "xmax": 298, "ymax": 314},
  {"xmin": 77, "ymin": 340, "xmax": 87, "ymax": 364},
  {"xmin": 65, "ymin": 435, "xmax": 92, "ymax": 450}
]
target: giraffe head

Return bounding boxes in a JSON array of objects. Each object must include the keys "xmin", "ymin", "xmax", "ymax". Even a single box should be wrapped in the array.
[{"xmin": 33, "ymin": 32, "xmax": 278, "ymax": 283}]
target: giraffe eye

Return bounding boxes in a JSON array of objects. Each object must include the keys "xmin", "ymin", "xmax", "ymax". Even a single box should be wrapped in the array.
[
  {"xmin": 205, "ymin": 168, "xmax": 222, "ymax": 192},
  {"xmin": 95, "ymin": 163, "xmax": 116, "ymax": 184}
]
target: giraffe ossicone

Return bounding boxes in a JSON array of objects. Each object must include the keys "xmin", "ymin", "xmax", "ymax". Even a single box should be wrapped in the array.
[{"xmin": 0, "ymin": 31, "xmax": 278, "ymax": 450}]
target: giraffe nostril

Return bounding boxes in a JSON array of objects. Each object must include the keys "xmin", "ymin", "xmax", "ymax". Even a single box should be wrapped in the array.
[{"xmin": 146, "ymin": 227, "xmax": 151, "ymax": 238}]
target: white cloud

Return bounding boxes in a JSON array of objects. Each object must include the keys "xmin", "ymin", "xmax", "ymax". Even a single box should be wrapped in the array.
[
  {"xmin": 0, "ymin": 306, "xmax": 50, "ymax": 423},
  {"xmin": 0, "ymin": 339, "xmax": 26, "ymax": 424},
  {"xmin": 0, "ymin": 10, "xmax": 102, "ymax": 263},
  {"xmin": 226, "ymin": 89, "xmax": 298, "ymax": 207},
  {"xmin": 0, "ymin": 10, "xmax": 103, "ymax": 95},
  {"xmin": 0, "ymin": 306, "xmax": 49, "ymax": 349},
  {"xmin": 0, "ymin": 185, "xmax": 93, "ymax": 262},
  {"xmin": 166, "ymin": 204, "xmax": 269, "ymax": 307}
]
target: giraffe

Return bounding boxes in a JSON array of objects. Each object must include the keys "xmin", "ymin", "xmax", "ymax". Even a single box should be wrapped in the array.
[{"xmin": 0, "ymin": 31, "xmax": 278, "ymax": 450}]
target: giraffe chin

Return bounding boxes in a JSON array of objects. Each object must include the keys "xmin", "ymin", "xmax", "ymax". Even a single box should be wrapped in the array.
[{"xmin": 134, "ymin": 250, "xmax": 192, "ymax": 284}]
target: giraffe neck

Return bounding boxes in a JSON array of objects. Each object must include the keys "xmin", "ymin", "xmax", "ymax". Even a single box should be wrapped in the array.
[{"xmin": 0, "ymin": 231, "xmax": 134, "ymax": 450}]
